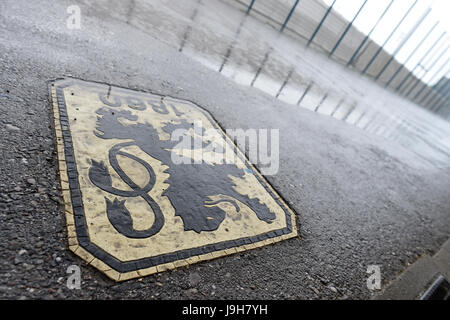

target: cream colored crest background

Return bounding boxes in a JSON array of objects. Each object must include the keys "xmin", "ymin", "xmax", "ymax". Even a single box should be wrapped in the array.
[{"xmin": 62, "ymin": 83, "xmax": 291, "ymax": 263}]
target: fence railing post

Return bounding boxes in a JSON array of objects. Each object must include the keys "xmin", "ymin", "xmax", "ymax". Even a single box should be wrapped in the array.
[
  {"xmin": 347, "ymin": 0, "xmax": 395, "ymax": 67},
  {"xmin": 329, "ymin": 0, "xmax": 369, "ymax": 57},
  {"xmin": 361, "ymin": 0, "xmax": 418, "ymax": 75},
  {"xmin": 247, "ymin": 0, "xmax": 256, "ymax": 15},
  {"xmin": 374, "ymin": 8, "xmax": 431, "ymax": 82},
  {"xmin": 308, "ymin": 0, "xmax": 337, "ymax": 47},
  {"xmin": 280, "ymin": 0, "xmax": 300, "ymax": 32},
  {"xmin": 384, "ymin": 21, "xmax": 439, "ymax": 88},
  {"xmin": 418, "ymin": 69, "xmax": 450, "ymax": 104},
  {"xmin": 251, "ymin": 0, "xmax": 303, "ymax": 86},
  {"xmin": 403, "ymin": 44, "xmax": 450, "ymax": 98},
  {"xmin": 395, "ymin": 31, "xmax": 446, "ymax": 92},
  {"xmin": 219, "ymin": 6, "xmax": 252, "ymax": 72},
  {"xmin": 414, "ymin": 60, "xmax": 450, "ymax": 102}
]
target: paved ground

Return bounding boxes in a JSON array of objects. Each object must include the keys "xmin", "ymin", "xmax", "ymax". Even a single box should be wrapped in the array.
[{"xmin": 0, "ymin": 0, "xmax": 449, "ymax": 299}]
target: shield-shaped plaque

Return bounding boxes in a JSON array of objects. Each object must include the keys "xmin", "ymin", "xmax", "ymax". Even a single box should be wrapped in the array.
[{"xmin": 51, "ymin": 78, "xmax": 297, "ymax": 281}]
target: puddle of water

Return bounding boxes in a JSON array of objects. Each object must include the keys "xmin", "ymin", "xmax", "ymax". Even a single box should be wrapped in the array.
[{"xmin": 83, "ymin": 0, "xmax": 450, "ymax": 169}]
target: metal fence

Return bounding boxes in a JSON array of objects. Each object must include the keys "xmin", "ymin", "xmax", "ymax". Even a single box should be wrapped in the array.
[
  {"xmin": 94, "ymin": 0, "xmax": 450, "ymax": 167},
  {"xmin": 225, "ymin": 0, "xmax": 450, "ymax": 116}
]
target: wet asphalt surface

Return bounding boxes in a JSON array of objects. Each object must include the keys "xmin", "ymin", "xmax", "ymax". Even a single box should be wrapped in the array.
[{"xmin": 0, "ymin": 0, "xmax": 450, "ymax": 300}]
